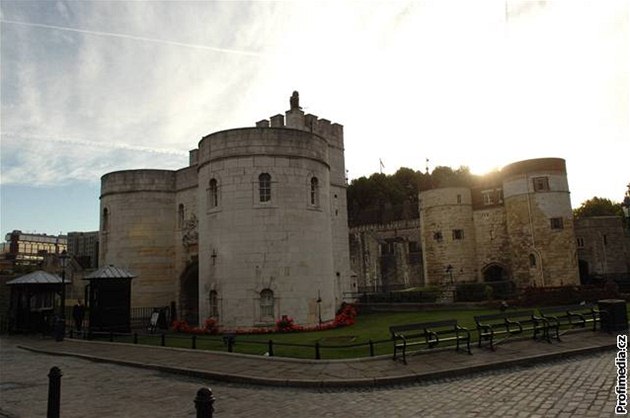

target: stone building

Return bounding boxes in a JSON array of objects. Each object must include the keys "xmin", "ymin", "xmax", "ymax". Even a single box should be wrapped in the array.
[
  {"xmin": 351, "ymin": 158, "xmax": 582, "ymax": 290},
  {"xmin": 349, "ymin": 219, "xmax": 423, "ymax": 292},
  {"xmin": 575, "ymin": 216, "xmax": 630, "ymax": 281},
  {"xmin": 99, "ymin": 92, "xmax": 353, "ymax": 328}
]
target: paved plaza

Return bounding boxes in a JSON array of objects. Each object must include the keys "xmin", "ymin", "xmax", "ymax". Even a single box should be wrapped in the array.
[{"xmin": 0, "ymin": 333, "xmax": 625, "ymax": 417}]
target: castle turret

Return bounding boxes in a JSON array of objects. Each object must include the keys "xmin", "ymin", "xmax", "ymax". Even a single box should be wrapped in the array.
[
  {"xmin": 419, "ymin": 187, "xmax": 477, "ymax": 285},
  {"xmin": 502, "ymin": 158, "xmax": 579, "ymax": 286},
  {"xmin": 99, "ymin": 170, "xmax": 177, "ymax": 307}
]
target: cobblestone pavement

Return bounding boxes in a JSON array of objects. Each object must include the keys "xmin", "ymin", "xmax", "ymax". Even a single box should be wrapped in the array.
[{"xmin": 0, "ymin": 338, "xmax": 623, "ymax": 417}]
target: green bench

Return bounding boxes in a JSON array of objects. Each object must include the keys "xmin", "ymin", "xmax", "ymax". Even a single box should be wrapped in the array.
[
  {"xmin": 539, "ymin": 303, "xmax": 605, "ymax": 341},
  {"xmin": 474, "ymin": 310, "xmax": 548, "ymax": 350},
  {"xmin": 390, "ymin": 319, "xmax": 472, "ymax": 364}
]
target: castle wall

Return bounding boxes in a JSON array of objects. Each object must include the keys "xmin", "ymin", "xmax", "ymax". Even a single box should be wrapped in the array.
[
  {"xmin": 473, "ymin": 207, "xmax": 511, "ymax": 280},
  {"xmin": 349, "ymin": 219, "xmax": 423, "ymax": 292},
  {"xmin": 99, "ymin": 170, "xmax": 177, "ymax": 307},
  {"xmin": 196, "ymin": 127, "xmax": 337, "ymax": 327},
  {"xmin": 502, "ymin": 158, "xmax": 579, "ymax": 287},
  {"xmin": 575, "ymin": 216, "xmax": 630, "ymax": 276},
  {"xmin": 419, "ymin": 187, "xmax": 477, "ymax": 285}
]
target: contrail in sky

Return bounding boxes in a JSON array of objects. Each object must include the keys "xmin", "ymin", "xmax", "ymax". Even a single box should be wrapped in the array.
[
  {"xmin": 1, "ymin": 131, "xmax": 188, "ymax": 156},
  {"xmin": 1, "ymin": 19, "xmax": 264, "ymax": 57}
]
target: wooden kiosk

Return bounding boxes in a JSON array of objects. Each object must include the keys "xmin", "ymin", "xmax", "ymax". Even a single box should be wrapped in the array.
[{"xmin": 84, "ymin": 265, "xmax": 136, "ymax": 333}]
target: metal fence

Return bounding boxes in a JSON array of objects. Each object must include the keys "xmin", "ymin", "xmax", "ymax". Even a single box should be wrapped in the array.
[{"xmin": 80, "ymin": 330, "xmax": 391, "ymax": 360}]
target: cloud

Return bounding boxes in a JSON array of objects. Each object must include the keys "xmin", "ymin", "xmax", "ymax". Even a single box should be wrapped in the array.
[{"xmin": 1, "ymin": 0, "xmax": 627, "ymax": 209}]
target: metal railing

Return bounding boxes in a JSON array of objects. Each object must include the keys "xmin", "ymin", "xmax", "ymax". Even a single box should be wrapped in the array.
[{"xmin": 78, "ymin": 330, "xmax": 392, "ymax": 360}]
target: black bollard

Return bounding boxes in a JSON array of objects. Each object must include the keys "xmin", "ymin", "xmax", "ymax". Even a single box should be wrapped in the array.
[
  {"xmin": 315, "ymin": 342, "xmax": 321, "ymax": 360},
  {"xmin": 268, "ymin": 339, "xmax": 274, "ymax": 357},
  {"xmin": 369, "ymin": 339, "xmax": 374, "ymax": 357},
  {"xmin": 194, "ymin": 387, "xmax": 215, "ymax": 418},
  {"xmin": 192, "ymin": 335, "xmax": 197, "ymax": 349},
  {"xmin": 47, "ymin": 367, "xmax": 62, "ymax": 418}
]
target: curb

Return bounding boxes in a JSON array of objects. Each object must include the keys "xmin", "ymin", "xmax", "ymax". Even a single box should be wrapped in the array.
[{"xmin": 17, "ymin": 342, "xmax": 617, "ymax": 389}]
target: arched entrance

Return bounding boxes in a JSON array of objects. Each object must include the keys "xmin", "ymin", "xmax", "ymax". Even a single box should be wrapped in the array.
[
  {"xmin": 179, "ymin": 260, "xmax": 199, "ymax": 325},
  {"xmin": 482, "ymin": 263, "xmax": 509, "ymax": 282},
  {"xmin": 578, "ymin": 259, "xmax": 590, "ymax": 285}
]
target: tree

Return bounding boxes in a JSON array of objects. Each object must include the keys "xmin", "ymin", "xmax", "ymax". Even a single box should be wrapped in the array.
[{"xmin": 573, "ymin": 197, "xmax": 623, "ymax": 219}]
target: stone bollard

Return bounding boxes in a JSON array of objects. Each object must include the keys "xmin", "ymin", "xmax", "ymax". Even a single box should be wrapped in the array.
[
  {"xmin": 47, "ymin": 366, "xmax": 62, "ymax": 418},
  {"xmin": 194, "ymin": 387, "xmax": 215, "ymax": 418}
]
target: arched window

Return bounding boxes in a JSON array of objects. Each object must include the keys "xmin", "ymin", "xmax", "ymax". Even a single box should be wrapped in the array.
[
  {"xmin": 310, "ymin": 177, "xmax": 319, "ymax": 205},
  {"xmin": 178, "ymin": 204, "xmax": 185, "ymax": 228},
  {"xmin": 259, "ymin": 173, "xmax": 271, "ymax": 202},
  {"xmin": 260, "ymin": 289, "xmax": 274, "ymax": 320},
  {"xmin": 209, "ymin": 290, "xmax": 219, "ymax": 318},
  {"xmin": 102, "ymin": 208, "xmax": 109, "ymax": 232},
  {"xmin": 529, "ymin": 253, "xmax": 537, "ymax": 267},
  {"xmin": 208, "ymin": 179, "xmax": 218, "ymax": 208}
]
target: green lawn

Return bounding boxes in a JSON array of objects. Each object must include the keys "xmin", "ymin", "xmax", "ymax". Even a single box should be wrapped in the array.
[
  {"xmin": 97, "ymin": 303, "xmax": 630, "ymax": 360},
  {"xmin": 106, "ymin": 307, "xmax": 500, "ymax": 359}
]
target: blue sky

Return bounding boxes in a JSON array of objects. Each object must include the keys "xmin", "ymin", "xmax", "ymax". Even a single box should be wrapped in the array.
[{"xmin": 1, "ymin": 0, "xmax": 628, "ymax": 236}]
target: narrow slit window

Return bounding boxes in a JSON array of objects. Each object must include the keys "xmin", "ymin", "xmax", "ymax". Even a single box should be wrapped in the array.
[{"xmin": 259, "ymin": 173, "xmax": 271, "ymax": 202}]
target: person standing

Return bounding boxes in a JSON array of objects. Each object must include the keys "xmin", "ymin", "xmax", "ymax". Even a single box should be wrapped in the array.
[{"xmin": 72, "ymin": 300, "xmax": 85, "ymax": 332}]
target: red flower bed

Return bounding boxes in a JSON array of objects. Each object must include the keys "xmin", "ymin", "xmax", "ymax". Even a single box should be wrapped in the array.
[
  {"xmin": 171, "ymin": 318, "xmax": 218, "ymax": 335},
  {"xmin": 171, "ymin": 304, "xmax": 358, "ymax": 335}
]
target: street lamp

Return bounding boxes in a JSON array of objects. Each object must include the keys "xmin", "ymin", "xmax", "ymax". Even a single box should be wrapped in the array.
[
  {"xmin": 622, "ymin": 190, "xmax": 630, "ymax": 231},
  {"xmin": 317, "ymin": 290, "xmax": 322, "ymax": 326},
  {"xmin": 446, "ymin": 264, "xmax": 454, "ymax": 284},
  {"xmin": 56, "ymin": 251, "xmax": 68, "ymax": 341}
]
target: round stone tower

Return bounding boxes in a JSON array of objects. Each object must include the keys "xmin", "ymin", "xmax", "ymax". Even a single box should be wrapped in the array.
[
  {"xmin": 419, "ymin": 187, "xmax": 477, "ymax": 285},
  {"xmin": 196, "ymin": 122, "xmax": 339, "ymax": 328},
  {"xmin": 99, "ymin": 170, "xmax": 177, "ymax": 307},
  {"xmin": 502, "ymin": 158, "xmax": 579, "ymax": 287}
]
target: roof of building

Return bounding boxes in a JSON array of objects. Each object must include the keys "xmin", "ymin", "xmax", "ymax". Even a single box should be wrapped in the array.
[
  {"xmin": 6, "ymin": 270, "xmax": 66, "ymax": 285},
  {"xmin": 84, "ymin": 265, "xmax": 136, "ymax": 280}
]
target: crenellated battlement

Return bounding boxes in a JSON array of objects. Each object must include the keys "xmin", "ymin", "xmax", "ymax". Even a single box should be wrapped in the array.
[{"xmin": 254, "ymin": 91, "xmax": 344, "ymax": 149}]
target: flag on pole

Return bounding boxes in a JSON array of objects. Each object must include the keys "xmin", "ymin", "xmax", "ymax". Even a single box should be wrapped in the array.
[{"xmin": 379, "ymin": 158, "xmax": 384, "ymax": 173}]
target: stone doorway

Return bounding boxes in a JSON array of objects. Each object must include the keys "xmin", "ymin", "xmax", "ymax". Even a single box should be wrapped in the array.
[
  {"xmin": 179, "ymin": 260, "xmax": 199, "ymax": 325},
  {"xmin": 482, "ymin": 264, "xmax": 509, "ymax": 282}
]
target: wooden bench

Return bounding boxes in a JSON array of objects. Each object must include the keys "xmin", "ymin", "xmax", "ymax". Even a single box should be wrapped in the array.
[
  {"xmin": 390, "ymin": 319, "xmax": 471, "ymax": 364},
  {"xmin": 539, "ymin": 303, "xmax": 605, "ymax": 341},
  {"xmin": 474, "ymin": 310, "xmax": 548, "ymax": 350}
]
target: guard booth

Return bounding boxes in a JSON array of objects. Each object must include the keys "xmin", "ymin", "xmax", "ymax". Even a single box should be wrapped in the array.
[
  {"xmin": 84, "ymin": 265, "xmax": 135, "ymax": 333},
  {"xmin": 6, "ymin": 271, "xmax": 68, "ymax": 334}
]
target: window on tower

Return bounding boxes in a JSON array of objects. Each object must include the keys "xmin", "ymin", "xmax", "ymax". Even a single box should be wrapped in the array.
[
  {"xmin": 533, "ymin": 177, "xmax": 550, "ymax": 192},
  {"xmin": 259, "ymin": 173, "xmax": 271, "ymax": 202}
]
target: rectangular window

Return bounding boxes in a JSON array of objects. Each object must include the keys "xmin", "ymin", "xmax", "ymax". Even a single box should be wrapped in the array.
[
  {"xmin": 452, "ymin": 229, "xmax": 464, "ymax": 240},
  {"xmin": 603, "ymin": 234, "xmax": 607, "ymax": 246},
  {"xmin": 457, "ymin": 194, "xmax": 462, "ymax": 204},
  {"xmin": 533, "ymin": 177, "xmax": 550, "ymax": 192},
  {"xmin": 482, "ymin": 190, "xmax": 494, "ymax": 205},
  {"xmin": 381, "ymin": 242, "xmax": 394, "ymax": 255},
  {"xmin": 408, "ymin": 241, "xmax": 421, "ymax": 264},
  {"xmin": 550, "ymin": 217, "xmax": 563, "ymax": 230},
  {"xmin": 576, "ymin": 237, "xmax": 584, "ymax": 248}
]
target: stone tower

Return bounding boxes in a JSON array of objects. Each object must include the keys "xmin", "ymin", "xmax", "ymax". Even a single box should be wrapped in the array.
[
  {"xmin": 100, "ymin": 92, "xmax": 353, "ymax": 328},
  {"xmin": 196, "ymin": 91, "xmax": 352, "ymax": 327},
  {"xmin": 502, "ymin": 158, "xmax": 579, "ymax": 287},
  {"xmin": 419, "ymin": 187, "xmax": 477, "ymax": 285}
]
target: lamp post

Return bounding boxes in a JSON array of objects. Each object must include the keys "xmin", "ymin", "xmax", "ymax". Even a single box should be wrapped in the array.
[
  {"xmin": 317, "ymin": 290, "xmax": 322, "ymax": 326},
  {"xmin": 446, "ymin": 264, "xmax": 454, "ymax": 285},
  {"xmin": 56, "ymin": 251, "xmax": 68, "ymax": 341},
  {"xmin": 622, "ymin": 188, "xmax": 630, "ymax": 231}
]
